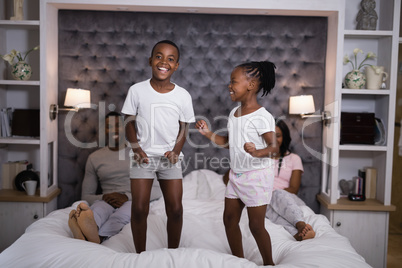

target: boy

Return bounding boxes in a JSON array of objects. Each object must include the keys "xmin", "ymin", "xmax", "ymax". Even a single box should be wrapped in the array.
[{"xmin": 122, "ymin": 40, "xmax": 195, "ymax": 253}]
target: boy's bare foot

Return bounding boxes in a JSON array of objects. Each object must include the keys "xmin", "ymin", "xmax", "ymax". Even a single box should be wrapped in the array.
[
  {"xmin": 68, "ymin": 210, "xmax": 85, "ymax": 240},
  {"xmin": 294, "ymin": 222, "xmax": 315, "ymax": 241},
  {"xmin": 76, "ymin": 203, "xmax": 101, "ymax": 244}
]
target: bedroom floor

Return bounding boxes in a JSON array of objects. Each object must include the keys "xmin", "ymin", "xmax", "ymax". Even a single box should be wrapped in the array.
[{"xmin": 387, "ymin": 223, "xmax": 402, "ymax": 268}]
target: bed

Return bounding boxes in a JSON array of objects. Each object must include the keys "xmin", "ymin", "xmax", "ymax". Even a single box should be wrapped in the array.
[{"xmin": 0, "ymin": 169, "xmax": 370, "ymax": 267}]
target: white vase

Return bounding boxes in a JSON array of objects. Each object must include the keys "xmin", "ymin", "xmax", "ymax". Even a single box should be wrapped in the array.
[
  {"xmin": 344, "ymin": 69, "xmax": 366, "ymax": 89},
  {"xmin": 365, "ymin": 66, "xmax": 388, "ymax": 90}
]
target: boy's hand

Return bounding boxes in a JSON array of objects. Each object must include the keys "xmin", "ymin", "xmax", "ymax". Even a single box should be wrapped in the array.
[
  {"xmin": 133, "ymin": 149, "xmax": 149, "ymax": 164},
  {"xmin": 195, "ymin": 120, "xmax": 210, "ymax": 136},
  {"xmin": 244, "ymin": 142, "xmax": 257, "ymax": 156},
  {"xmin": 164, "ymin": 151, "xmax": 179, "ymax": 164}
]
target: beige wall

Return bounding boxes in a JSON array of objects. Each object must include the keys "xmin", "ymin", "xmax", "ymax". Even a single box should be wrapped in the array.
[{"xmin": 390, "ymin": 43, "xmax": 402, "ymax": 232}]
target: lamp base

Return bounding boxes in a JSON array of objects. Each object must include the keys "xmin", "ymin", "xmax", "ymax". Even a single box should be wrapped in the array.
[
  {"xmin": 301, "ymin": 111, "xmax": 331, "ymax": 126},
  {"xmin": 49, "ymin": 104, "xmax": 58, "ymax": 121}
]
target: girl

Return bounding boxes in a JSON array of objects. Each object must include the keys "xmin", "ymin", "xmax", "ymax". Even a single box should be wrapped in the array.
[{"xmin": 196, "ymin": 61, "xmax": 277, "ymax": 266}]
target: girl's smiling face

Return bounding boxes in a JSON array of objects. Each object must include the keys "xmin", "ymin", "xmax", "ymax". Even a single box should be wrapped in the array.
[
  {"xmin": 149, "ymin": 43, "xmax": 179, "ymax": 81},
  {"xmin": 228, "ymin": 67, "xmax": 250, "ymax": 102}
]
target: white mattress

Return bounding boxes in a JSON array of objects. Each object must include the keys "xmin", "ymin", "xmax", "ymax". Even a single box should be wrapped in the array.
[{"xmin": 0, "ymin": 169, "xmax": 370, "ymax": 267}]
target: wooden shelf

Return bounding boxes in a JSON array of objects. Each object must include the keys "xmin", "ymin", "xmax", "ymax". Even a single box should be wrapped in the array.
[
  {"xmin": 341, "ymin": 89, "xmax": 390, "ymax": 95},
  {"xmin": 317, "ymin": 193, "xmax": 396, "ymax": 212},
  {"xmin": 338, "ymin": 144, "xmax": 387, "ymax": 151},
  {"xmin": 0, "ymin": 20, "xmax": 39, "ymax": 28},
  {"xmin": 0, "ymin": 80, "xmax": 40, "ymax": 86},
  {"xmin": 0, "ymin": 137, "xmax": 40, "ymax": 145},
  {"xmin": 0, "ymin": 188, "xmax": 60, "ymax": 203},
  {"xmin": 344, "ymin": 30, "xmax": 393, "ymax": 38}
]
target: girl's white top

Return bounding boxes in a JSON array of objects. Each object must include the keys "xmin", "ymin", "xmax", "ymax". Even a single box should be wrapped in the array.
[
  {"xmin": 228, "ymin": 106, "xmax": 275, "ymax": 173},
  {"xmin": 122, "ymin": 79, "xmax": 195, "ymax": 157}
]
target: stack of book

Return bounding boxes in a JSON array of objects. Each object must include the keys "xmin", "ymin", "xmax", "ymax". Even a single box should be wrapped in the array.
[
  {"xmin": 356, "ymin": 167, "xmax": 377, "ymax": 199},
  {"xmin": 0, "ymin": 107, "xmax": 13, "ymax": 137},
  {"xmin": 364, "ymin": 167, "xmax": 377, "ymax": 199}
]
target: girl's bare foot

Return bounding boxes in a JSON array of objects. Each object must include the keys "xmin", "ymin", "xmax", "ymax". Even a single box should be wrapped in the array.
[
  {"xmin": 294, "ymin": 222, "xmax": 315, "ymax": 241},
  {"xmin": 76, "ymin": 203, "xmax": 101, "ymax": 244},
  {"xmin": 68, "ymin": 210, "xmax": 85, "ymax": 240}
]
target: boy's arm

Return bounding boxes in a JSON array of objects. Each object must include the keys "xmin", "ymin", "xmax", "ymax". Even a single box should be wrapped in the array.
[
  {"xmin": 165, "ymin": 121, "xmax": 188, "ymax": 163},
  {"xmin": 125, "ymin": 114, "xmax": 149, "ymax": 163},
  {"xmin": 195, "ymin": 120, "xmax": 229, "ymax": 148}
]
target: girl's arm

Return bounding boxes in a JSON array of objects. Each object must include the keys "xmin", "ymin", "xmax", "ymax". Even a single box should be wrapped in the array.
[
  {"xmin": 196, "ymin": 120, "xmax": 229, "ymax": 148},
  {"xmin": 125, "ymin": 115, "xmax": 149, "ymax": 164},
  {"xmin": 165, "ymin": 121, "xmax": 188, "ymax": 164},
  {"xmin": 284, "ymin": 169, "xmax": 302, "ymax": 194},
  {"xmin": 244, "ymin": 131, "xmax": 278, "ymax": 157}
]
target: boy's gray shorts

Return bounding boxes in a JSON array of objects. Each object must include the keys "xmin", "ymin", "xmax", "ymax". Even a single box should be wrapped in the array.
[{"xmin": 130, "ymin": 156, "xmax": 183, "ymax": 180}]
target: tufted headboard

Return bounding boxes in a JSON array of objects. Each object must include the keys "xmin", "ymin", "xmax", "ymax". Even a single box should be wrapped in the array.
[{"xmin": 57, "ymin": 11, "xmax": 326, "ymax": 212}]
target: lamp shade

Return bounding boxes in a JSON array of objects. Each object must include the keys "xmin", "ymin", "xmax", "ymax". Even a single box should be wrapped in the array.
[
  {"xmin": 64, "ymin": 88, "xmax": 91, "ymax": 108},
  {"xmin": 289, "ymin": 95, "xmax": 315, "ymax": 115}
]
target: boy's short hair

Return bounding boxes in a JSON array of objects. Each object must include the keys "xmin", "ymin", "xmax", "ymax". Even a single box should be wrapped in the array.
[{"xmin": 151, "ymin": 40, "xmax": 180, "ymax": 62}]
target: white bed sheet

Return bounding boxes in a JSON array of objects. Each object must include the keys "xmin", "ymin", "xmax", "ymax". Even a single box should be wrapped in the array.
[{"xmin": 0, "ymin": 169, "xmax": 370, "ymax": 267}]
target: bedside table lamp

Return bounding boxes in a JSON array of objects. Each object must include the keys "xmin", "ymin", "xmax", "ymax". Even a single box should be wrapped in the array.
[
  {"xmin": 49, "ymin": 88, "xmax": 91, "ymax": 120},
  {"xmin": 289, "ymin": 95, "xmax": 331, "ymax": 126}
]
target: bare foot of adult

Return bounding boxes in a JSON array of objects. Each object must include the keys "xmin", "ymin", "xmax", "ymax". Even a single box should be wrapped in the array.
[
  {"xmin": 294, "ymin": 222, "xmax": 315, "ymax": 241},
  {"xmin": 68, "ymin": 210, "xmax": 85, "ymax": 240},
  {"xmin": 301, "ymin": 224, "xmax": 315, "ymax": 240},
  {"xmin": 76, "ymin": 203, "xmax": 100, "ymax": 244}
]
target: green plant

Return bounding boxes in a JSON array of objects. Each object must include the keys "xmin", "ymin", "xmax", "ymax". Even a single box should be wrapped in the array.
[
  {"xmin": 1, "ymin": 46, "xmax": 39, "ymax": 65},
  {"xmin": 343, "ymin": 48, "xmax": 376, "ymax": 71}
]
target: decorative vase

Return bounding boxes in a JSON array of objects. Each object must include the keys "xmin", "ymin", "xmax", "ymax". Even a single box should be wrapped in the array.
[
  {"xmin": 11, "ymin": 61, "xmax": 32, "ymax": 81},
  {"xmin": 365, "ymin": 66, "xmax": 388, "ymax": 90},
  {"xmin": 344, "ymin": 69, "xmax": 366, "ymax": 89}
]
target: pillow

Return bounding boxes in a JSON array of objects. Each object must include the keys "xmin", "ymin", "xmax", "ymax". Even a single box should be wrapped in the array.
[{"xmin": 183, "ymin": 169, "xmax": 226, "ymax": 200}]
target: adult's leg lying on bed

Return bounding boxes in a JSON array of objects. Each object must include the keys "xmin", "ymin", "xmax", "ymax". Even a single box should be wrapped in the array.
[
  {"xmin": 268, "ymin": 189, "xmax": 315, "ymax": 241},
  {"xmin": 223, "ymin": 198, "xmax": 245, "ymax": 259},
  {"xmin": 159, "ymin": 179, "xmax": 183, "ymax": 249},
  {"xmin": 68, "ymin": 210, "xmax": 85, "ymax": 240},
  {"xmin": 75, "ymin": 203, "xmax": 101, "ymax": 243},
  {"xmin": 130, "ymin": 179, "xmax": 153, "ymax": 253},
  {"xmin": 98, "ymin": 201, "xmax": 131, "ymax": 238}
]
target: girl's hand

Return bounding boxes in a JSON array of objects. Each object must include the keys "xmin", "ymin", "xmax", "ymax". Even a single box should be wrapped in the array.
[
  {"xmin": 195, "ymin": 120, "xmax": 210, "ymax": 136},
  {"xmin": 165, "ymin": 151, "xmax": 179, "ymax": 164},
  {"xmin": 133, "ymin": 149, "xmax": 149, "ymax": 164},
  {"xmin": 244, "ymin": 142, "xmax": 257, "ymax": 156}
]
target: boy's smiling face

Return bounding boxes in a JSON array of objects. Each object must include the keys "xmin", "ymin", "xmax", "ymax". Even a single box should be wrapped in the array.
[{"xmin": 149, "ymin": 43, "xmax": 179, "ymax": 82}]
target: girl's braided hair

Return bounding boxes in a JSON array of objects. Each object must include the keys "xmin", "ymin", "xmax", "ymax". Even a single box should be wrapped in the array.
[{"xmin": 236, "ymin": 61, "xmax": 276, "ymax": 96}]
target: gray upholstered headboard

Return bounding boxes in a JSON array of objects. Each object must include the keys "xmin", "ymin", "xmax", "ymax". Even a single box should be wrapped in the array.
[{"xmin": 57, "ymin": 11, "xmax": 326, "ymax": 212}]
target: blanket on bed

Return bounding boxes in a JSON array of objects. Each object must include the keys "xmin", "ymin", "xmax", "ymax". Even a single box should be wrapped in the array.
[{"xmin": 0, "ymin": 169, "xmax": 369, "ymax": 267}]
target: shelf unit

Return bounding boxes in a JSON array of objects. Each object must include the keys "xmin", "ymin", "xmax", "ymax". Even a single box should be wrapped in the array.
[
  {"xmin": 318, "ymin": 1, "xmax": 400, "ymax": 267},
  {"xmin": 0, "ymin": 0, "xmax": 59, "ymax": 252}
]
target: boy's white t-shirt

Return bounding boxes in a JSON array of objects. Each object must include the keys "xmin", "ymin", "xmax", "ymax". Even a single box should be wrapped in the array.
[
  {"xmin": 121, "ymin": 79, "xmax": 195, "ymax": 157},
  {"xmin": 228, "ymin": 106, "xmax": 275, "ymax": 173}
]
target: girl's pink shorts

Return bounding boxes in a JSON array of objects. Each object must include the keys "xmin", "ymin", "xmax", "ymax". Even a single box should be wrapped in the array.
[{"xmin": 225, "ymin": 168, "xmax": 274, "ymax": 207}]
